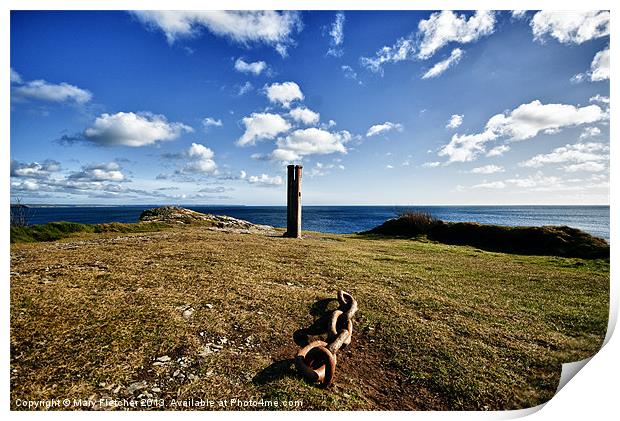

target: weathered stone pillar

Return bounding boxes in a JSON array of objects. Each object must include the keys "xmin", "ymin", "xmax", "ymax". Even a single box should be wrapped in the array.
[{"xmin": 286, "ymin": 165, "xmax": 302, "ymax": 238}]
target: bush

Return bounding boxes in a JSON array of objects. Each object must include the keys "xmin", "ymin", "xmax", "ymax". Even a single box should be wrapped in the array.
[
  {"xmin": 367, "ymin": 211, "xmax": 441, "ymax": 237},
  {"xmin": 365, "ymin": 214, "xmax": 609, "ymax": 259}
]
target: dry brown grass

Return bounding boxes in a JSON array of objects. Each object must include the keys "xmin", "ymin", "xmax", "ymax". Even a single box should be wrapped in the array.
[{"xmin": 10, "ymin": 224, "xmax": 609, "ymax": 410}]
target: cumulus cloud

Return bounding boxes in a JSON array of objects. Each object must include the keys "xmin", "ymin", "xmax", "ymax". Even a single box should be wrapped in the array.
[
  {"xmin": 519, "ymin": 142, "xmax": 609, "ymax": 169},
  {"xmin": 360, "ymin": 11, "xmax": 494, "ymax": 74},
  {"xmin": 202, "ymin": 117, "xmax": 223, "ymax": 128},
  {"xmin": 438, "ymin": 129, "xmax": 497, "ymax": 163},
  {"xmin": 10, "ymin": 68, "xmax": 22, "ymax": 83},
  {"xmin": 562, "ymin": 161, "xmax": 607, "ymax": 173},
  {"xmin": 366, "ymin": 121, "xmax": 403, "ymax": 137},
  {"xmin": 289, "ymin": 107, "xmax": 320, "ymax": 125},
  {"xmin": 12, "ymin": 79, "xmax": 92, "ymax": 104},
  {"xmin": 531, "ymin": 11, "xmax": 609, "ymax": 44},
  {"xmin": 271, "ymin": 128, "xmax": 351, "ymax": 161},
  {"xmin": 446, "ymin": 114, "xmax": 464, "ymax": 129},
  {"xmin": 264, "ymin": 81, "xmax": 304, "ymax": 108},
  {"xmin": 82, "ymin": 112, "xmax": 193, "ymax": 147},
  {"xmin": 422, "ymin": 48, "xmax": 463, "ymax": 79},
  {"xmin": 486, "ymin": 100, "xmax": 607, "ymax": 140},
  {"xmin": 234, "ymin": 58, "xmax": 267, "ymax": 75},
  {"xmin": 181, "ymin": 143, "xmax": 218, "ymax": 173},
  {"xmin": 69, "ymin": 162, "xmax": 125, "ymax": 181},
  {"xmin": 439, "ymin": 100, "xmax": 607, "ymax": 163},
  {"xmin": 247, "ymin": 173, "xmax": 283, "ymax": 186},
  {"xmin": 511, "ymin": 11, "xmax": 528, "ymax": 20},
  {"xmin": 580, "ymin": 126, "xmax": 601, "ymax": 139},
  {"xmin": 237, "ymin": 112, "xmax": 291, "ymax": 146},
  {"xmin": 470, "ymin": 164, "xmax": 504, "ymax": 174},
  {"xmin": 327, "ymin": 12, "xmax": 345, "ymax": 57},
  {"xmin": 486, "ymin": 145, "xmax": 510, "ymax": 157},
  {"xmin": 417, "ymin": 11, "xmax": 495, "ymax": 59},
  {"xmin": 589, "ymin": 94, "xmax": 609, "ymax": 105},
  {"xmin": 132, "ymin": 11, "xmax": 302, "ymax": 55},
  {"xmin": 590, "ymin": 47, "xmax": 609, "ymax": 81},
  {"xmin": 422, "ymin": 161, "xmax": 441, "ymax": 168},
  {"xmin": 360, "ymin": 37, "xmax": 416, "ymax": 74},
  {"xmin": 11, "ymin": 160, "xmax": 61, "ymax": 178}
]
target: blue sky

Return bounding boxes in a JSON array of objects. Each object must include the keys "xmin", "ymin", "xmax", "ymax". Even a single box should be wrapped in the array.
[{"xmin": 10, "ymin": 10, "xmax": 610, "ymax": 205}]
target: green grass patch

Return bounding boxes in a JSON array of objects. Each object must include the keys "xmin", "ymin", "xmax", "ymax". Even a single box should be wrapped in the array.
[{"xmin": 10, "ymin": 221, "xmax": 169, "ymax": 243}]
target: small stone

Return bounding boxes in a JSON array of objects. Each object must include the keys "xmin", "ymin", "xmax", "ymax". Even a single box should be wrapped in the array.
[
  {"xmin": 98, "ymin": 382, "xmax": 106, "ymax": 388},
  {"xmin": 286, "ymin": 282, "xmax": 293, "ymax": 286},
  {"xmin": 127, "ymin": 381, "xmax": 147, "ymax": 394},
  {"xmin": 152, "ymin": 387, "xmax": 161, "ymax": 393},
  {"xmin": 205, "ymin": 304, "xmax": 213, "ymax": 309},
  {"xmin": 182, "ymin": 308, "xmax": 195, "ymax": 320},
  {"xmin": 113, "ymin": 385, "xmax": 122, "ymax": 394},
  {"xmin": 257, "ymin": 311, "xmax": 264, "ymax": 315},
  {"xmin": 156, "ymin": 355, "xmax": 171, "ymax": 363},
  {"xmin": 173, "ymin": 370, "xmax": 180, "ymax": 377}
]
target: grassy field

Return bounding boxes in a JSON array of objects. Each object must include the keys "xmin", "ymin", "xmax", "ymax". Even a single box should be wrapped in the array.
[{"xmin": 10, "ymin": 224, "xmax": 609, "ymax": 410}]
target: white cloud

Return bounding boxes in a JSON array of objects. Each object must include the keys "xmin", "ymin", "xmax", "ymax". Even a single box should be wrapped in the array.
[
  {"xmin": 360, "ymin": 11, "xmax": 494, "ymax": 74},
  {"xmin": 486, "ymin": 145, "xmax": 510, "ymax": 157},
  {"xmin": 288, "ymin": 107, "xmax": 320, "ymax": 125},
  {"xmin": 504, "ymin": 172, "xmax": 564, "ymax": 190},
  {"xmin": 247, "ymin": 173, "xmax": 283, "ymax": 186},
  {"xmin": 360, "ymin": 37, "xmax": 416, "ymax": 74},
  {"xmin": 486, "ymin": 100, "xmax": 607, "ymax": 140},
  {"xmin": 472, "ymin": 181, "xmax": 506, "ymax": 189},
  {"xmin": 580, "ymin": 127, "xmax": 601, "ymax": 139},
  {"xmin": 264, "ymin": 81, "xmax": 304, "ymax": 108},
  {"xmin": 202, "ymin": 117, "xmax": 223, "ymax": 128},
  {"xmin": 446, "ymin": 114, "xmax": 464, "ymax": 129},
  {"xmin": 438, "ymin": 129, "xmax": 497, "ymax": 163},
  {"xmin": 69, "ymin": 162, "xmax": 125, "ymax": 182},
  {"xmin": 422, "ymin": 161, "xmax": 441, "ymax": 168},
  {"xmin": 417, "ymin": 11, "xmax": 495, "ymax": 59},
  {"xmin": 531, "ymin": 11, "xmax": 609, "ymax": 44},
  {"xmin": 422, "ymin": 48, "xmax": 463, "ymax": 79},
  {"xmin": 272, "ymin": 128, "xmax": 351, "ymax": 161},
  {"xmin": 237, "ymin": 81, "xmax": 254, "ymax": 96},
  {"xmin": 589, "ymin": 94, "xmax": 609, "ymax": 105},
  {"xmin": 84, "ymin": 112, "xmax": 193, "ymax": 147},
  {"xmin": 386, "ymin": 165, "xmax": 394, "ymax": 169},
  {"xmin": 182, "ymin": 143, "xmax": 217, "ymax": 173},
  {"xmin": 590, "ymin": 47, "xmax": 609, "ymax": 81},
  {"xmin": 562, "ymin": 161, "xmax": 606, "ymax": 173},
  {"xmin": 570, "ymin": 73, "xmax": 587, "ymax": 84},
  {"xmin": 440, "ymin": 100, "xmax": 607, "ymax": 163},
  {"xmin": 341, "ymin": 65, "xmax": 360, "ymax": 84},
  {"xmin": 237, "ymin": 112, "xmax": 291, "ymax": 146},
  {"xmin": 10, "ymin": 68, "xmax": 22, "ymax": 83},
  {"xmin": 132, "ymin": 11, "xmax": 302, "ymax": 55},
  {"xmin": 327, "ymin": 12, "xmax": 345, "ymax": 57},
  {"xmin": 471, "ymin": 164, "xmax": 504, "ymax": 174},
  {"xmin": 11, "ymin": 159, "xmax": 61, "ymax": 178},
  {"xmin": 366, "ymin": 121, "xmax": 403, "ymax": 137},
  {"xmin": 519, "ymin": 142, "xmax": 609, "ymax": 168},
  {"xmin": 12, "ymin": 79, "xmax": 92, "ymax": 104},
  {"xmin": 234, "ymin": 58, "xmax": 267, "ymax": 75},
  {"xmin": 511, "ymin": 11, "xmax": 527, "ymax": 20}
]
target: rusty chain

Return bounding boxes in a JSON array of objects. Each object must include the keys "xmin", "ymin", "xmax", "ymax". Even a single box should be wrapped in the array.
[{"xmin": 294, "ymin": 290, "xmax": 358, "ymax": 388}]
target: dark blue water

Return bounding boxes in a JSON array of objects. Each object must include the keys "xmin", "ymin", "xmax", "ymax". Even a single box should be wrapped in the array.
[{"xmin": 16, "ymin": 205, "xmax": 610, "ymax": 240}]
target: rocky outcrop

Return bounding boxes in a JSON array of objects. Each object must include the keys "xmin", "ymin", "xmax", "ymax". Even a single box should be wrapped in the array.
[{"xmin": 138, "ymin": 206, "xmax": 274, "ymax": 233}]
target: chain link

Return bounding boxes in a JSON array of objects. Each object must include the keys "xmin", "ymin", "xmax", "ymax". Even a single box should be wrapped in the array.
[{"xmin": 294, "ymin": 290, "xmax": 358, "ymax": 388}]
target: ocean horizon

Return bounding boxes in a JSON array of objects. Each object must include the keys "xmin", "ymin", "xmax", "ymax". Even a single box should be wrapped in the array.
[{"xmin": 13, "ymin": 204, "xmax": 611, "ymax": 241}]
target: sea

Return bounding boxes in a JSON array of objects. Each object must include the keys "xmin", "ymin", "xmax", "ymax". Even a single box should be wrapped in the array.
[{"xmin": 16, "ymin": 205, "xmax": 610, "ymax": 241}]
